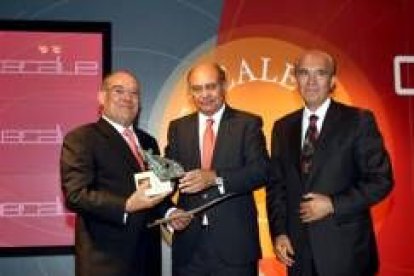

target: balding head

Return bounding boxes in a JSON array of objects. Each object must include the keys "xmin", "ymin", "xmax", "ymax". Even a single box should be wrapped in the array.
[
  {"xmin": 186, "ymin": 62, "xmax": 226, "ymax": 85},
  {"xmin": 186, "ymin": 62, "xmax": 227, "ymax": 116},
  {"xmin": 294, "ymin": 50, "xmax": 336, "ymax": 111},
  {"xmin": 98, "ymin": 70, "xmax": 140, "ymax": 127},
  {"xmin": 295, "ymin": 50, "xmax": 336, "ymax": 77},
  {"xmin": 101, "ymin": 70, "xmax": 140, "ymax": 92}
]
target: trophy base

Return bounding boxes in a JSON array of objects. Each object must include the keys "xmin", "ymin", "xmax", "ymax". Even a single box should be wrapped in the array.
[{"xmin": 134, "ymin": 171, "xmax": 173, "ymax": 196}]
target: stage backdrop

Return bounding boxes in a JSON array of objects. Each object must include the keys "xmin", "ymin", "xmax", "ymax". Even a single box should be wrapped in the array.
[
  {"xmin": 149, "ymin": 1, "xmax": 414, "ymax": 275},
  {"xmin": 0, "ymin": 21, "xmax": 110, "ymax": 247}
]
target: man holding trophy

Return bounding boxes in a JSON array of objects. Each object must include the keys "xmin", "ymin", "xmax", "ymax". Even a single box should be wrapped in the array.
[
  {"xmin": 164, "ymin": 62, "xmax": 269, "ymax": 276},
  {"xmin": 60, "ymin": 71, "xmax": 168, "ymax": 276}
]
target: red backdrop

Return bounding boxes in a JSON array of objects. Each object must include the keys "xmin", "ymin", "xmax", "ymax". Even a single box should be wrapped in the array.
[{"xmin": 217, "ymin": 0, "xmax": 414, "ymax": 275}]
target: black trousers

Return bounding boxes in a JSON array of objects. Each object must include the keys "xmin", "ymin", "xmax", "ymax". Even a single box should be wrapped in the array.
[
  {"xmin": 173, "ymin": 226, "xmax": 257, "ymax": 276},
  {"xmin": 290, "ymin": 225, "xmax": 319, "ymax": 276}
]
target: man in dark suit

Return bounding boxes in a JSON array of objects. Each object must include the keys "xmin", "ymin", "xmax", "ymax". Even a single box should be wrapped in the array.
[
  {"xmin": 266, "ymin": 50, "xmax": 393, "ymax": 276},
  {"xmin": 165, "ymin": 62, "xmax": 269, "ymax": 276},
  {"xmin": 60, "ymin": 71, "xmax": 168, "ymax": 276}
]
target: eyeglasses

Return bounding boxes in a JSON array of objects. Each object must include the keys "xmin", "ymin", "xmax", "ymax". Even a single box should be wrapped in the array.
[
  {"xmin": 296, "ymin": 68, "xmax": 332, "ymax": 79},
  {"xmin": 189, "ymin": 82, "xmax": 221, "ymax": 95},
  {"xmin": 107, "ymin": 85, "xmax": 139, "ymax": 98}
]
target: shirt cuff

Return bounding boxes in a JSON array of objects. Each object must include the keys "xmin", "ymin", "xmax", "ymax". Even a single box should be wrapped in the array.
[
  {"xmin": 165, "ymin": 207, "xmax": 177, "ymax": 233},
  {"xmin": 123, "ymin": 212, "xmax": 128, "ymax": 224},
  {"xmin": 216, "ymin": 177, "xmax": 225, "ymax": 194}
]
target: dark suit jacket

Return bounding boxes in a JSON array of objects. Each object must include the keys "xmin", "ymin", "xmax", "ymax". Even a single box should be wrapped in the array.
[
  {"xmin": 165, "ymin": 106, "xmax": 269, "ymax": 267},
  {"xmin": 267, "ymin": 100, "xmax": 393, "ymax": 276},
  {"xmin": 60, "ymin": 118, "xmax": 161, "ymax": 276}
]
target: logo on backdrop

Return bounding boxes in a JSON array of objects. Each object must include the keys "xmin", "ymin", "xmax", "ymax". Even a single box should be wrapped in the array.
[{"xmin": 393, "ymin": 55, "xmax": 414, "ymax": 96}]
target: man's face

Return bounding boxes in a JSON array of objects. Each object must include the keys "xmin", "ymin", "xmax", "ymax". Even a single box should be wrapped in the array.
[
  {"xmin": 295, "ymin": 53, "xmax": 335, "ymax": 111},
  {"xmin": 188, "ymin": 64, "xmax": 225, "ymax": 116},
  {"xmin": 98, "ymin": 72, "xmax": 140, "ymax": 127}
]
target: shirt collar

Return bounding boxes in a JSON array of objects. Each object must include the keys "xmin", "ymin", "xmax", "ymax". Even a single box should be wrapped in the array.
[
  {"xmin": 303, "ymin": 98, "xmax": 331, "ymax": 121},
  {"xmin": 102, "ymin": 115, "xmax": 133, "ymax": 134},
  {"xmin": 198, "ymin": 104, "xmax": 226, "ymax": 124}
]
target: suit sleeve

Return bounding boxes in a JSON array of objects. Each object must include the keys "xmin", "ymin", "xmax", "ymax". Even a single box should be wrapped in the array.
[
  {"xmin": 156, "ymin": 124, "xmax": 177, "ymax": 214},
  {"xmin": 332, "ymin": 110, "xmax": 393, "ymax": 218},
  {"xmin": 164, "ymin": 121, "xmax": 178, "ymax": 161},
  {"xmin": 266, "ymin": 120, "xmax": 287, "ymax": 237},
  {"xmin": 60, "ymin": 130, "xmax": 126, "ymax": 225},
  {"xmin": 138, "ymin": 128, "xmax": 160, "ymax": 155},
  {"xmin": 216, "ymin": 116, "xmax": 269, "ymax": 194}
]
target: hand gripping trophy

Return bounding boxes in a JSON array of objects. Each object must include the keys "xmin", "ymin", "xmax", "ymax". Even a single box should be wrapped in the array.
[{"xmin": 142, "ymin": 149, "xmax": 234, "ymax": 228}]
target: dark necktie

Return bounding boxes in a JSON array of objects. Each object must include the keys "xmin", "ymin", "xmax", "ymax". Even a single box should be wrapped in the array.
[
  {"xmin": 300, "ymin": 114, "xmax": 319, "ymax": 176},
  {"xmin": 123, "ymin": 128, "xmax": 146, "ymax": 170}
]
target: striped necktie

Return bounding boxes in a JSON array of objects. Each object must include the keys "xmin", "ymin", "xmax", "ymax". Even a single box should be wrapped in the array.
[{"xmin": 300, "ymin": 114, "xmax": 319, "ymax": 176}]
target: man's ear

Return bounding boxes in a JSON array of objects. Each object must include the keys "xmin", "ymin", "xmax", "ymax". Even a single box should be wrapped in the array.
[
  {"xmin": 292, "ymin": 75, "xmax": 298, "ymax": 87},
  {"xmin": 97, "ymin": 90, "xmax": 105, "ymax": 106},
  {"xmin": 330, "ymin": 76, "xmax": 336, "ymax": 91},
  {"xmin": 220, "ymin": 80, "xmax": 228, "ymax": 92}
]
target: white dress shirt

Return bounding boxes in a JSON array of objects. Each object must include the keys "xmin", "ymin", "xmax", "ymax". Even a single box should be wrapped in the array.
[{"xmin": 301, "ymin": 98, "xmax": 331, "ymax": 147}]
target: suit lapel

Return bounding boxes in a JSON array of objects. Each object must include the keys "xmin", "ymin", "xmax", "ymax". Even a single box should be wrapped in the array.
[
  {"xmin": 306, "ymin": 101, "xmax": 342, "ymax": 187},
  {"xmin": 134, "ymin": 127, "xmax": 151, "ymax": 152},
  {"xmin": 289, "ymin": 111, "xmax": 303, "ymax": 174},
  {"xmin": 211, "ymin": 107, "xmax": 232, "ymax": 168},
  {"xmin": 188, "ymin": 114, "xmax": 201, "ymax": 169},
  {"xmin": 96, "ymin": 118, "xmax": 141, "ymax": 172}
]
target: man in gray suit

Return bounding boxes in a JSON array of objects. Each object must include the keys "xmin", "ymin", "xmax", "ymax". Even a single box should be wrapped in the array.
[
  {"xmin": 165, "ymin": 62, "xmax": 269, "ymax": 276},
  {"xmin": 267, "ymin": 50, "xmax": 393, "ymax": 276},
  {"xmin": 60, "ymin": 71, "xmax": 168, "ymax": 276}
]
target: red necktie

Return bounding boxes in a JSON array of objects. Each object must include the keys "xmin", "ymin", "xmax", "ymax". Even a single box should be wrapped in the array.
[
  {"xmin": 123, "ymin": 128, "xmax": 146, "ymax": 170},
  {"xmin": 300, "ymin": 115, "xmax": 319, "ymax": 175},
  {"xmin": 201, "ymin": 118, "xmax": 215, "ymax": 169}
]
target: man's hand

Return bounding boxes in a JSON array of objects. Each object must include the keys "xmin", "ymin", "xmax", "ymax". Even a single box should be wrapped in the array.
[
  {"xmin": 300, "ymin": 192, "xmax": 334, "ymax": 223},
  {"xmin": 168, "ymin": 209, "xmax": 192, "ymax": 231},
  {"xmin": 125, "ymin": 181, "xmax": 169, "ymax": 213},
  {"xmin": 274, "ymin": 234, "xmax": 295, "ymax": 267},
  {"xmin": 178, "ymin": 169, "xmax": 216, "ymax": 194}
]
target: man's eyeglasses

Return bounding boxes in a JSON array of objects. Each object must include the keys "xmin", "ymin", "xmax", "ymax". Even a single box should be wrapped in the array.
[
  {"xmin": 107, "ymin": 85, "xmax": 139, "ymax": 98},
  {"xmin": 189, "ymin": 82, "xmax": 221, "ymax": 95}
]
